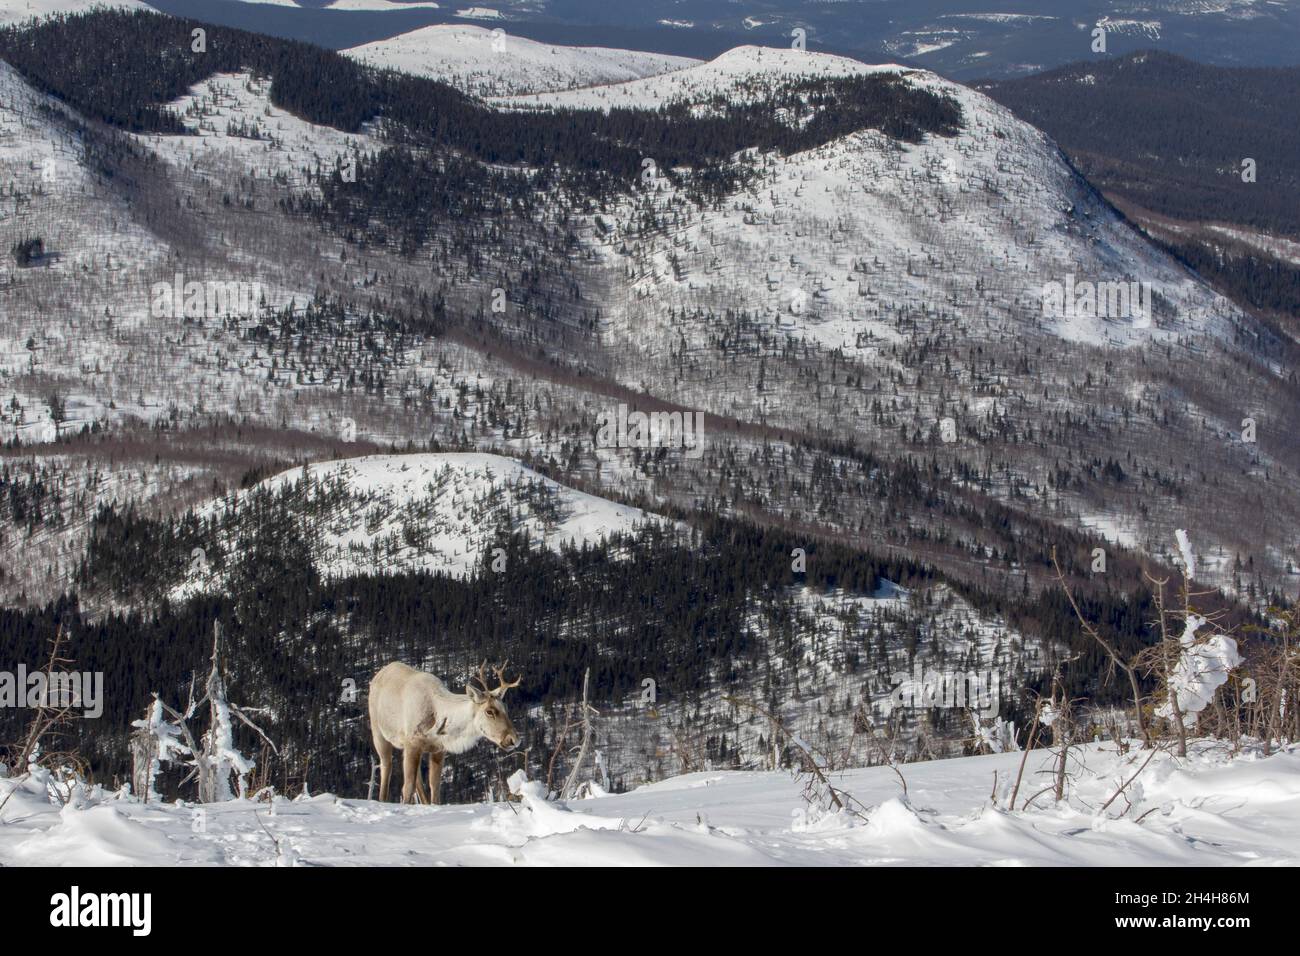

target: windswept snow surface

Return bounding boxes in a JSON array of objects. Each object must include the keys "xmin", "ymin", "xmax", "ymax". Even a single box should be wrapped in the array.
[
  {"xmin": 345, "ymin": 25, "xmax": 698, "ymax": 97},
  {"xmin": 3, "ymin": 742, "xmax": 1298, "ymax": 865}
]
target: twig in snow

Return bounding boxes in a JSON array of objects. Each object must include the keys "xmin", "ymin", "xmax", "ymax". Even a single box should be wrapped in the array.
[{"xmin": 1100, "ymin": 745, "xmax": 1165, "ymax": 815}]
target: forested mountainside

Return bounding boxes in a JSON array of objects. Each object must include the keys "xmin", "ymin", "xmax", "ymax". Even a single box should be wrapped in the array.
[
  {"xmin": 3, "ymin": 449, "xmax": 1206, "ymax": 801},
  {"xmin": 0, "ymin": 10, "xmax": 1295, "ymax": 799},
  {"xmin": 982, "ymin": 51, "xmax": 1300, "ymax": 331},
  {"xmin": 983, "ymin": 52, "xmax": 1300, "ymax": 239}
]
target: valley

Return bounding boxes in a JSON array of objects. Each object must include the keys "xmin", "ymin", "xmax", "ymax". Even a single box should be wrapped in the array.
[{"xmin": 0, "ymin": 6, "xmax": 1294, "ymax": 811}]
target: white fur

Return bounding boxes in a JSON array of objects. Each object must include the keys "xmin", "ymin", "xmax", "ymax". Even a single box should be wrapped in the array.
[{"xmin": 368, "ymin": 661, "xmax": 518, "ymax": 803}]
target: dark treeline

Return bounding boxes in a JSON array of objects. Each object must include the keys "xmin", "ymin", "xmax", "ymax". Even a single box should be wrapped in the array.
[
  {"xmin": 0, "ymin": 462, "xmax": 69, "ymax": 537},
  {"xmin": 1155, "ymin": 234, "xmax": 1300, "ymax": 323},
  {"xmin": 0, "ymin": 9, "xmax": 371, "ymax": 133}
]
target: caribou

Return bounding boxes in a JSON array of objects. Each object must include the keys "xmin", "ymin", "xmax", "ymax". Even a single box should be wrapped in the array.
[{"xmin": 368, "ymin": 660, "xmax": 521, "ymax": 804}]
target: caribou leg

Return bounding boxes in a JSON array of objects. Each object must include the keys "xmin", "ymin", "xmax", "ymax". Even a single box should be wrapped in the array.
[
  {"xmin": 401, "ymin": 747, "xmax": 422, "ymax": 804},
  {"xmin": 373, "ymin": 733, "xmax": 393, "ymax": 802},
  {"xmin": 427, "ymin": 751, "xmax": 445, "ymax": 805},
  {"xmin": 414, "ymin": 749, "xmax": 431, "ymax": 805}
]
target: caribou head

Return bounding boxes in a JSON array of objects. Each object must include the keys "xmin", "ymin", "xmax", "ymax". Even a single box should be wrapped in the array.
[{"xmin": 465, "ymin": 660, "xmax": 521, "ymax": 751}]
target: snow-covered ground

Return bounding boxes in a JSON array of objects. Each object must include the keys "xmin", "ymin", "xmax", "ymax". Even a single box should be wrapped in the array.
[
  {"xmin": 346, "ymin": 24, "xmax": 698, "ymax": 97},
  {"xmin": 4, "ymin": 741, "xmax": 1297, "ymax": 865}
]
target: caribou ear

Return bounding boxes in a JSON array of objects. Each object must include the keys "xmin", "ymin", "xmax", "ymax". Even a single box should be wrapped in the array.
[{"xmin": 465, "ymin": 683, "xmax": 486, "ymax": 703}]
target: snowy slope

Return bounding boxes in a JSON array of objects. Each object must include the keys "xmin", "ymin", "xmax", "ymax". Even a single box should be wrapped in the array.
[
  {"xmin": 495, "ymin": 45, "xmax": 904, "ymax": 110},
  {"xmin": 345, "ymin": 24, "xmax": 698, "ymax": 97},
  {"xmin": 181, "ymin": 453, "xmax": 670, "ymax": 591},
  {"xmin": 0, "ymin": 63, "xmax": 357, "ymax": 446},
  {"xmin": 4, "ymin": 741, "xmax": 1298, "ymax": 865},
  {"xmin": 137, "ymin": 71, "xmax": 380, "ymax": 188},
  {"xmin": 501, "ymin": 46, "xmax": 1239, "ymax": 351},
  {"xmin": 0, "ymin": 60, "xmax": 179, "ymax": 441},
  {"xmin": 3, "ymin": 34, "xmax": 1294, "ymax": 599},
  {"xmin": 2, "ymin": 30, "xmax": 1295, "ymax": 601},
  {"xmin": 0, "ymin": 0, "xmax": 149, "ymax": 24}
]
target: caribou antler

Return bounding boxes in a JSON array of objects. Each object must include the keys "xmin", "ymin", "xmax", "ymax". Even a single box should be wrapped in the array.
[
  {"xmin": 491, "ymin": 660, "xmax": 522, "ymax": 698},
  {"xmin": 469, "ymin": 660, "xmax": 521, "ymax": 698}
]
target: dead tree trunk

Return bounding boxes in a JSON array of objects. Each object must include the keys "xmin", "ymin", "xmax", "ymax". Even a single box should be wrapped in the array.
[{"xmin": 560, "ymin": 668, "xmax": 596, "ymax": 800}]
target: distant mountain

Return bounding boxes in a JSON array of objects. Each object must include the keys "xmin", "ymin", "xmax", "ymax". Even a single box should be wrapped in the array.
[
  {"xmin": 140, "ymin": 0, "xmax": 761, "ymax": 57},
  {"xmin": 140, "ymin": 0, "xmax": 1300, "ymax": 80},
  {"xmin": 345, "ymin": 23, "xmax": 697, "ymax": 96}
]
